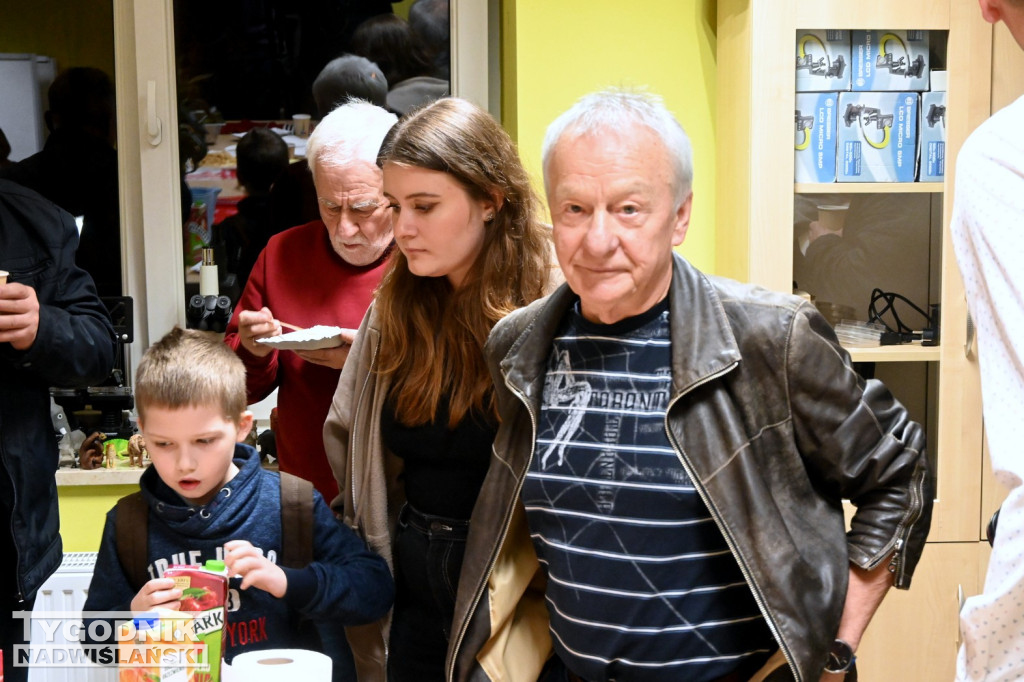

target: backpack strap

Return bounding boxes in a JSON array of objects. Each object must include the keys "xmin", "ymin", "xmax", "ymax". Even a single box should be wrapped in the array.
[
  {"xmin": 115, "ymin": 491, "xmax": 150, "ymax": 591},
  {"xmin": 279, "ymin": 471, "xmax": 314, "ymax": 568}
]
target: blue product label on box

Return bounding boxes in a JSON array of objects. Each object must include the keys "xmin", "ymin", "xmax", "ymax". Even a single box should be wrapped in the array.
[
  {"xmin": 925, "ymin": 141, "xmax": 945, "ymax": 178},
  {"xmin": 844, "ymin": 141, "xmax": 863, "ymax": 177}
]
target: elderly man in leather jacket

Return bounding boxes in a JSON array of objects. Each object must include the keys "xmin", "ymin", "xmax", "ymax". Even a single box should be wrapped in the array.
[
  {"xmin": 0, "ymin": 180, "xmax": 115, "ymax": 682},
  {"xmin": 448, "ymin": 90, "xmax": 932, "ymax": 682}
]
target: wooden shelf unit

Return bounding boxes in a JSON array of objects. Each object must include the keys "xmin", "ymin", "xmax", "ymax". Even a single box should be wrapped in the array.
[{"xmin": 717, "ymin": 2, "xmax": 994, "ymax": 678}]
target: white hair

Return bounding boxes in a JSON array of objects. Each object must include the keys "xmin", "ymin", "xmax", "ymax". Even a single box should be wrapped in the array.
[
  {"xmin": 305, "ymin": 99, "xmax": 398, "ymax": 184},
  {"xmin": 541, "ymin": 88, "xmax": 694, "ymax": 206}
]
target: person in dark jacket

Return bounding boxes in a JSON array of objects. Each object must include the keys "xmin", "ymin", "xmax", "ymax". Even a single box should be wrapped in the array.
[
  {"xmin": 82, "ymin": 327, "xmax": 393, "ymax": 680},
  {"xmin": 450, "ymin": 89, "xmax": 933, "ymax": 682},
  {"xmin": 0, "ymin": 179, "xmax": 116, "ymax": 682}
]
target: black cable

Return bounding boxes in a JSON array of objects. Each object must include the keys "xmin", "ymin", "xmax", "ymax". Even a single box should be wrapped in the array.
[{"xmin": 868, "ymin": 289, "xmax": 936, "ymax": 345}]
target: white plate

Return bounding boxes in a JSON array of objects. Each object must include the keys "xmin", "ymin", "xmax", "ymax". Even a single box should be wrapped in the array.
[{"xmin": 255, "ymin": 325, "xmax": 349, "ymax": 350}]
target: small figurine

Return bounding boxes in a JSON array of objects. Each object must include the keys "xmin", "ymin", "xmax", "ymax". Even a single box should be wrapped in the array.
[
  {"xmin": 79, "ymin": 432, "xmax": 107, "ymax": 470},
  {"xmin": 128, "ymin": 433, "xmax": 148, "ymax": 468},
  {"xmin": 57, "ymin": 433, "xmax": 77, "ymax": 468},
  {"xmin": 105, "ymin": 441, "xmax": 117, "ymax": 469}
]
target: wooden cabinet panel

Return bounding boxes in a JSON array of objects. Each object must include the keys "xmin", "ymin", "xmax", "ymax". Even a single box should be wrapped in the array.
[{"xmin": 857, "ymin": 542, "xmax": 982, "ymax": 680}]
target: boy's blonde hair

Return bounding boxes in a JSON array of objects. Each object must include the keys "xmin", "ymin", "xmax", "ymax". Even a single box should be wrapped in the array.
[{"xmin": 135, "ymin": 327, "xmax": 247, "ymax": 424}]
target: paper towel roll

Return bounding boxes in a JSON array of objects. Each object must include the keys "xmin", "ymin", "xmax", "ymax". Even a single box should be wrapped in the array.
[{"xmin": 230, "ymin": 648, "xmax": 331, "ymax": 681}]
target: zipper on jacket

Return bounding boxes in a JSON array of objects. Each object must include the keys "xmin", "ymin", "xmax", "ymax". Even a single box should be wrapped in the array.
[
  {"xmin": 446, "ymin": 371, "xmax": 538, "ymax": 682},
  {"xmin": 887, "ymin": 539, "xmax": 903, "ymax": 574},
  {"xmin": 8, "ymin": 261, "xmax": 51, "ymax": 281},
  {"xmin": 866, "ymin": 455, "xmax": 927, "ymax": 586},
  {"xmin": 663, "ymin": 361, "xmax": 804, "ymax": 682}
]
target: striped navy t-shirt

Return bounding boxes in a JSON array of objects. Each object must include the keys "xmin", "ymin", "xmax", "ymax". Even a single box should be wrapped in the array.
[{"xmin": 523, "ymin": 297, "xmax": 775, "ymax": 681}]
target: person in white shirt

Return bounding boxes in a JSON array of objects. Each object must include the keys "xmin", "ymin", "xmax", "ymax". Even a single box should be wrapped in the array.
[{"xmin": 952, "ymin": 2, "xmax": 1024, "ymax": 680}]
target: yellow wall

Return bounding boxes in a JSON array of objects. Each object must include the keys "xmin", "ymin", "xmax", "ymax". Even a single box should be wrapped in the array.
[
  {"xmin": 59, "ymin": 485, "xmax": 138, "ymax": 552},
  {"xmin": 393, "ymin": 0, "xmax": 414, "ymax": 19},
  {"xmin": 0, "ymin": 0, "xmax": 115, "ymax": 80},
  {"xmin": 503, "ymin": 1, "xmax": 718, "ymax": 272}
]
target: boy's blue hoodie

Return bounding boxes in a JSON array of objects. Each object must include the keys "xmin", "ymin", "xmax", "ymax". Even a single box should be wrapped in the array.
[{"xmin": 83, "ymin": 444, "xmax": 393, "ymax": 677}]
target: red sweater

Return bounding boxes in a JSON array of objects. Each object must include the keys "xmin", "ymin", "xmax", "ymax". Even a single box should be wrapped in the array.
[{"xmin": 225, "ymin": 220, "xmax": 389, "ymax": 501}]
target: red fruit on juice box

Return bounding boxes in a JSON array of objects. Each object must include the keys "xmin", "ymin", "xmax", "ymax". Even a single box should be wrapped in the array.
[{"xmin": 165, "ymin": 561, "xmax": 228, "ymax": 681}]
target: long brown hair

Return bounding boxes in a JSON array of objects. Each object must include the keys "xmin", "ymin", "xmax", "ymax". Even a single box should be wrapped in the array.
[{"xmin": 375, "ymin": 97, "xmax": 550, "ymax": 427}]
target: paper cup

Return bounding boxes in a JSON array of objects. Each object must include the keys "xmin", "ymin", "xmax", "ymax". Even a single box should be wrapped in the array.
[
  {"xmin": 0, "ymin": 270, "xmax": 8, "ymax": 285},
  {"xmin": 816, "ymin": 204, "xmax": 849, "ymax": 233},
  {"xmin": 292, "ymin": 113, "xmax": 312, "ymax": 137}
]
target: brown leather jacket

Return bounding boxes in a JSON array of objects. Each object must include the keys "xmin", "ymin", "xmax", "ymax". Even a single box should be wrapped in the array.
[{"xmin": 448, "ymin": 253, "xmax": 932, "ymax": 682}]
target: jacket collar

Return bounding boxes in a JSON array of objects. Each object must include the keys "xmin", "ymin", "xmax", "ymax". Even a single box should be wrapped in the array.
[
  {"xmin": 500, "ymin": 252, "xmax": 741, "ymax": 401},
  {"xmin": 665, "ymin": 252, "xmax": 742, "ymax": 396}
]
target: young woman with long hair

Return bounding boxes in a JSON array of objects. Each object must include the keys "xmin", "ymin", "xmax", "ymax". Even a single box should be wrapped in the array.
[{"xmin": 324, "ymin": 96, "xmax": 557, "ymax": 681}]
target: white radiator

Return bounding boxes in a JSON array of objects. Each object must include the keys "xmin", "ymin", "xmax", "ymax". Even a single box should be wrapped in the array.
[{"xmin": 28, "ymin": 552, "xmax": 114, "ymax": 682}]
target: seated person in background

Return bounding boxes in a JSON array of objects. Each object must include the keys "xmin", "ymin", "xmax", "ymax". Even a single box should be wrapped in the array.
[
  {"xmin": 313, "ymin": 54, "xmax": 389, "ymax": 111},
  {"xmin": 224, "ymin": 100, "xmax": 397, "ymax": 502},
  {"xmin": 82, "ymin": 327, "xmax": 393, "ymax": 679},
  {"xmin": 216, "ymin": 127, "xmax": 290, "ymax": 295},
  {"xmin": 0, "ymin": 67, "xmax": 121, "ymax": 297},
  {"xmin": 409, "ymin": 0, "xmax": 450, "ymax": 81},
  {"xmin": 271, "ymin": 55, "xmax": 389, "ymax": 231},
  {"xmin": 350, "ymin": 13, "xmax": 449, "ymax": 116}
]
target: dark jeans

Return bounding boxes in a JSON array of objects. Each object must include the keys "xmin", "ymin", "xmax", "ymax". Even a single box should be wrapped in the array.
[{"xmin": 387, "ymin": 504, "xmax": 469, "ymax": 682}]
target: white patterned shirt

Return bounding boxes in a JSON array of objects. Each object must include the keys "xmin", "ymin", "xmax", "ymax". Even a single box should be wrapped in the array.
[{"xmin": 952, "ymin": 94, "xmax": 1024, "ymax": 682}]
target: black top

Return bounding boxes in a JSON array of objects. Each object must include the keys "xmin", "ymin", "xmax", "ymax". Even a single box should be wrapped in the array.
[{"xmin": 381, "ymin": 395, "xmax": 496, "ymax": 520}]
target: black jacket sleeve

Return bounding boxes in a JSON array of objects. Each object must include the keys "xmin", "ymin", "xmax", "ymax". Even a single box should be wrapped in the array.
[{"xmin": 0, "ymin": 180, "xmax": 115, "ymax": 387}]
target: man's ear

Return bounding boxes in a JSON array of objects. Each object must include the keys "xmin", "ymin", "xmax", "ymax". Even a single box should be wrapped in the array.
[
  {"xmin": 979, "ymin": 0, "xmax": 1002, "ymax": 24},
  {"xmin": 672, "ymin": 194, "xmax": 693, "ymax": 247},
  {"xmin": 236, "ymin": 411, "xmax": 254, "ymax": 442}
]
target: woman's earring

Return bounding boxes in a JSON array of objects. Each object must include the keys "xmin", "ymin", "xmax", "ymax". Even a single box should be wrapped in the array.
[{"xmin": 484, "ymin": 212, "xmax": 495, "ymax": 222}]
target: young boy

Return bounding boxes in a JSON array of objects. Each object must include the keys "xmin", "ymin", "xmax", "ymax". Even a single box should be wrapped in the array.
[{"xmin": 82, "ymin": 327, "xmax": 393, "ymax": 678}]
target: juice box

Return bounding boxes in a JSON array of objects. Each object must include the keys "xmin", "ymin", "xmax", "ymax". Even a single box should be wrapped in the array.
[{"xmin": 119, "ymin": 560, "xmax": 228, "ymax": 681}]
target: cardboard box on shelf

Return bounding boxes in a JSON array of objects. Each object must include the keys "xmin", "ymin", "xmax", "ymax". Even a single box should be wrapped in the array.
[
  {"xmin": 795, "ymin": 92, "xmax": 839, "ymax": 183},
  {"xmin": 837, "ymin": 91, "xmax": 920, "ymax": 182},
  {"xmin": 796, "ymin": 30, "xmax": 851, "ymax": 92},
  {"xmin": 852, "ymin": 30, "xmax": 930, "ymax": 91}
]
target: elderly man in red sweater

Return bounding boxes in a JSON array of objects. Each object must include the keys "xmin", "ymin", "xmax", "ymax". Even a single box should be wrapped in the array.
[{"xmin": 225, "ymin": 100, "xmax": 397, "ymax": 501}]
